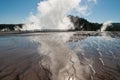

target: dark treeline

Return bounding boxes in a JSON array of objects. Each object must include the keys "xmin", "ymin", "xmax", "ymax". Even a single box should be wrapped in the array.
[
  {"xmin": 0, "ymin": 24, "xmax": 23, "ymax": 31},
  {"xmin": 0, "ymin": 15, "xmax": 120, "ymax": 32},
  {"xmin": 69, "ymin": 15, "xmax": 120, "ymax": 31},
  {"xmin": 68, "ymin": 15, "xmax": 102, "ymax": 31},
  {"xmin": 106, "ymin": 23, "xmax": 120, "ymax": 31}
]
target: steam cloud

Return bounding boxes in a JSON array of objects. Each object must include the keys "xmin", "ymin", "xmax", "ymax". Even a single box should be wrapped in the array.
[
  {"xmin": 21, "ymin": 0, "xmax": 97, "ymax": 31},
  {"xmin": 101, "ymin": 21, "xmax": 112, "ymax": 32}
]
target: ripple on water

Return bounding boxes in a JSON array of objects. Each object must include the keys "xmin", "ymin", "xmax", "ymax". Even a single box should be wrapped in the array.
[{"xmin": 68, "ymin": 36, "xmax": 120, "ymax": 80}]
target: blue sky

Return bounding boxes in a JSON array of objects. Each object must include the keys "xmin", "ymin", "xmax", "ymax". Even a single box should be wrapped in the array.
[
  {"xmin": 83, "ymin": 0, "xmax": 120, "ymax": 23},
  {"xmin": 0, "ymin": 0, "xmax": 120, "ymax": 24}
]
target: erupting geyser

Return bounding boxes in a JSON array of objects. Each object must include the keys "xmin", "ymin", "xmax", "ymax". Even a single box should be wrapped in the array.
[
  {"xmin": 101, "ymin": 21, "xmax": 112, "ymax": 32},
  {"xmin": 21, "ymin": 0, "xmax": 97, "ymax": 31},
  {"xmin": 22, "ymin": 0, "xmax": 80, "ymax": 30}
]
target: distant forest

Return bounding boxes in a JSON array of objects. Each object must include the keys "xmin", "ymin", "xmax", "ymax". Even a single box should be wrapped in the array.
[
  {"xmin": 69, "ymin": 15, "xmax": 120, "ymax": 31},
  {"xmin": 0, "ymin": 24, "xmax": 23, "ymax": 31},
  {"xmin": 0, "ymin": 15, "xmax": 120, "ymax": 31}
]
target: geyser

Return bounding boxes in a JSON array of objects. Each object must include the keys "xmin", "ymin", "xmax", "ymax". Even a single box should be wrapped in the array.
[
  {"xmin": 22, "ymin": 0, "xmax": 81, "ymax": 31},
  {"xmin": 101, "ymin": 21, "xmax": 112, "ymax": 32},
  {"xmin": 21, "ymin": 0, "xmax": 97, "ymax": 31}
]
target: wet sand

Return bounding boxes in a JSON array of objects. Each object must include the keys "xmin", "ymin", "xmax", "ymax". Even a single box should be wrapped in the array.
[{"xmin": 0, "ymin": 31, "xmax": 120, "ymax": 80}]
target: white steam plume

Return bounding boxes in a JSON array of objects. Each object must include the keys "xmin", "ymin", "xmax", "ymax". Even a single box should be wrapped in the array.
[
  {"xmin": 101, "ymin": 21, "xmax": 112, "ymax": 32},
  {"xmin": 21, "ymin": 0, "xmax": 97, "ymax": 31}
]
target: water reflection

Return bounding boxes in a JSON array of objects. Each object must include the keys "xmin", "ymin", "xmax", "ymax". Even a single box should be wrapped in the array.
[
  {"xmin": 68, "ymin": 36, "xmax": 120, "ymax": 80},
  {"xmin": 0, "ymin": 32, "xmax": 120, "ymax": 80}
]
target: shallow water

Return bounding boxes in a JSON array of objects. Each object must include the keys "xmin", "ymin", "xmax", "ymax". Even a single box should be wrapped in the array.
[
  {"xmin": 68, "ymin": 36, "xmax": 120, "ymax": 80},
  {"xmin": 0, "ymin": 32, "xmax": 120, "ymax": 80}
]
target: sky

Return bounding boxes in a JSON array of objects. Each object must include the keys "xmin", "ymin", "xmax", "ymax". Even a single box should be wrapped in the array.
[{"xmin": 0, "ymin": 0, "xmax": 120, "ymax": 24}]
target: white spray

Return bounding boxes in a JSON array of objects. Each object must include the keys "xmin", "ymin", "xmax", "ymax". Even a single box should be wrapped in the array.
[
  {"xmin": 21, "ymin": 0, "xmax": 97, "ymax": 31},
  {"xmin": 22, "ymin": 0, "xmax": 81, "ymax": 30},
  {"xmin": 101, "ymin": 21, "xmax": 112, "ymax": 32}
]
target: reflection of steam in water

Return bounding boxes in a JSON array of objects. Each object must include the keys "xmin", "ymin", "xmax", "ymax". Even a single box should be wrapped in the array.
[
  {"xmin": 30, "ymin": 33, "xmax": 93, "ymax": 80},
  {"xmin": 0, "ymin": 32, "xmax": 120, "ymax": 80},
  {"xmin": 27, "ymin": 32, "xmax": 120, "ymax": 80}
]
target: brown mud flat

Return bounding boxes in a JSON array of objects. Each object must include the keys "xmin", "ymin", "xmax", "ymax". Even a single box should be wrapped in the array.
[{"xmin": 0, "ymin": 32, "xmax": 120, "ymax": 80}]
